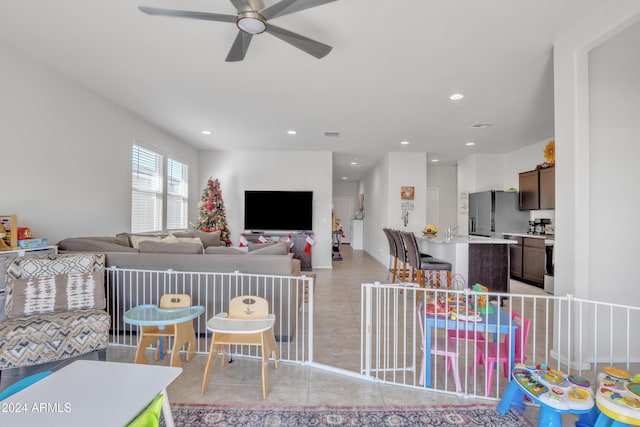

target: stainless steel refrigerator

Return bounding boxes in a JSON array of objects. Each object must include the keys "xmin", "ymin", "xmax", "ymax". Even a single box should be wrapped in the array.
[{"xmin": 468, "ymin": 191, "xmax": 529, "ymax": 237}]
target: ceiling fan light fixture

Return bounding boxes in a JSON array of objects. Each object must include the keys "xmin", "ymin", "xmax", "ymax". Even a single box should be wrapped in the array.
[{"xmin": 237, "ymin": 12, "xmax": 267, "ymax": 35}]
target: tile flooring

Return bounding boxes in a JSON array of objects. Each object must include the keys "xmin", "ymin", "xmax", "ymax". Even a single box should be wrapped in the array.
[{"xmin": 1, "ymin": 244, "xmax": 542, "ymax": 425}]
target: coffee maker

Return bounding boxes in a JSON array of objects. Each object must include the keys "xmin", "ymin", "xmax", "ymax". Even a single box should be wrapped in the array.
[
  {"xmin": 534, "ymin": 218, "xmax": 551, "ymax": 234},
  {"xmin": 528, "ymin": 221, "xmax": 536, "ymax": 234}
]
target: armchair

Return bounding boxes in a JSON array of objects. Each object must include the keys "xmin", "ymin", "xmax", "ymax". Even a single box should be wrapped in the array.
[{"xmin": 0, "ymin": 253, "xmax": 110, "ymax": 378}]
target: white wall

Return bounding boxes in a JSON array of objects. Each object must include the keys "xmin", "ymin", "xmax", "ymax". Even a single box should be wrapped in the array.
[
  {"xmin": 554, "ymin": 2, "xmax": 640, "ymax": 303},
  {"xmin": 0, "ymin": 43, "xmax": 200, "ymax": 243},
  {"xmin": 360, "ymin": 155, "xmax": 390, "ymax": 266},
  {"xmin": 198, "ymin": 151, "xmax": 333, "ymax": 268},
  {"xmin": 502, "ymin": 139, "xmax": 552, "ymax": 190},
  {"xmin": 333, "ymin": 182, "xmax": 358, "ymax": 199},
  {"xmin": 588, "ymin": 24, "xmax": 640, "ymax": 302},
  {"xmin": 427, "ymin": 166, "xmax": 457, "ymax": 233},
  {"xmin": 387, "ymin": 152, "xmax": 427, "ymax": 234}
]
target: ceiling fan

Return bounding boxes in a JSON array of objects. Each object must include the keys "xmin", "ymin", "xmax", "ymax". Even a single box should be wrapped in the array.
[{"xmin": 139, "ymin": 0, "xmax": 336, "ymax": 62}]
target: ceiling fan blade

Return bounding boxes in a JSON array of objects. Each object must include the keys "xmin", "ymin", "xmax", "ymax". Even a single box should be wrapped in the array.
[
  {"xmin": 266, "ymin": 24, "xmax": 332, "ymax": 59},
  {"xmin": 228, "ymin": 0, "xmax": 253, "ymax": 13},
  {"xmin": 259, "ymin": 0, "xmax": 298, "ymax": 20},
  {"xmin": 138, "ymin": 6, "xmax": 236, "ymax": 23},
  {"xmin": 225, "ymin": 31, "xmax": 253, "ymax": 62},
  {"xmin": 262, "ymin": 0, "xmax": 337, "ymax": 19}
]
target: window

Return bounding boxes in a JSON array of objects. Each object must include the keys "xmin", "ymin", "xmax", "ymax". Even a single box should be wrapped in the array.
[
  {"xmin": 131, "ymin": 144, "xmax": 190, "ymax": 233},
  {"xmin": 166, "ymin": 158, "xmax": 188, "ymax": 230},
  {"xmin": 131, "ymin": 145, "xmax": 163, "ymax": 233}
]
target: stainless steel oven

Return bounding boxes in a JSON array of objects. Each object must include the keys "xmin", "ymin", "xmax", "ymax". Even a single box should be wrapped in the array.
[{"xmin": 544, "ymin": 239, "xmax": 554, "ymax": 294}]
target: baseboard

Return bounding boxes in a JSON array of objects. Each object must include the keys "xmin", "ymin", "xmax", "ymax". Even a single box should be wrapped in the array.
[{"xmin": 550, "ymin": 349, "xmax": 640, "ymax": 369}]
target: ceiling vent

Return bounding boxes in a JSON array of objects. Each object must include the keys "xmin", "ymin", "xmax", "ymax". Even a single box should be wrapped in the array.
[
  {"xmin": 323, "ymin": 131, "xmax": 340, "ymax": 137},
  {"xmin": 470, "ymin": 123, "xmax": 494, "ymax": 129}
]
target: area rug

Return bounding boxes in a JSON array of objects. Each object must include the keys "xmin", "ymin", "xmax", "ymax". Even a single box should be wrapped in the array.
[{"xmin": 161, "ymin": 403, "xmax": 533, "ymax": 426}]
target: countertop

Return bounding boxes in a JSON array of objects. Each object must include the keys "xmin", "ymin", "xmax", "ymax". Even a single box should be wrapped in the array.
[
  {"xmin": 502, "ymin": 232, "xmax": 555, "ymax": 244},
  {"xmin": 418, "ymin": 234, "xmax": 516, "ymax": 244}
]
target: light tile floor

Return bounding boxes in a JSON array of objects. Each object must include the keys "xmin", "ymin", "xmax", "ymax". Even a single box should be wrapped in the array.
[{"xmin": 1, "ymin": 245, "xmax": 541, "ymax": 425}]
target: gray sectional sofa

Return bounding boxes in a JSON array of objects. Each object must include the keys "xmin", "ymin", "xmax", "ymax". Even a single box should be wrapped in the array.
[{"xmin": 56, "ymin": 233, "xmax": 304, "ymax": 341}]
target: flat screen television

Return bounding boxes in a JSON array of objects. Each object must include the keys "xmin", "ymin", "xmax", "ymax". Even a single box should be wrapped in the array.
[{"xmin": 244, "ymin": 190, "xmax": 313, "ymax": 232}]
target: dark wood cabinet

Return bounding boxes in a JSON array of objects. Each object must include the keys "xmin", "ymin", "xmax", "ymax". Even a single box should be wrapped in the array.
[
  {"xmin": 522, "ymin": 237, "xmax": 545, "ymax": 285},
  {"xmin": 504, "ymin": 235, "xmax": 523, "ymax": 280},
  {"xmin": 504, "ymin": 234, "xmax": 544, "ymax": 287},
  {"xmin": 519, "ymin": 167, "xmax": 555, "ymax": 210},
  {"xmin": 539, "ymin": 167, "xmax": 555, "ymax": 209},
  {"xmin": 468, "ymin": 243, "xmax": 510, "ymax": 294},
  {"xmin": 519, "ymin": 170, "xmax": 540, "ymax": 210}
]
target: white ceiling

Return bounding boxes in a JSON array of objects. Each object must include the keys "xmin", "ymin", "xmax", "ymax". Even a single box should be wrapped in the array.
[{"xmin": 0, "ymin": 0, "xmax": 602, "ymax": 181}]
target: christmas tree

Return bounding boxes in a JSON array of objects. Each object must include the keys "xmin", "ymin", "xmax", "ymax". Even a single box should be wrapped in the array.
[{"xmin": 196, "ymin": 178, "xmax": 231, "ymax": 245}]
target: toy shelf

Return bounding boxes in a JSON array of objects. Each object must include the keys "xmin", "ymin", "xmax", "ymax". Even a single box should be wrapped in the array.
[{"xmin": 0, "ymin": 214, "xmax": 18, "ymax": 250}]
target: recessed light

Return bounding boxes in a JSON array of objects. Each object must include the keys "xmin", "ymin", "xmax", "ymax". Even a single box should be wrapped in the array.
[
  {"xmin": 465, "ymin": 141, "xmax": 475, "ymax": 146},
  {"xmin": 341, "ymin": 177, "xmax": 348, "ymax": 180},
  {"xmin": 287, "ymin": 130, "xmax": 297, "ymax": 135},
  {"xmin": 400, "ymin": 140, "xmax": 410, "ymax": 145},
  {"xmin": 201, "ymin": 130, "xmax": 212, "ymax": 135},
  {"xmin": 450, "ymin": 93, "xmax": 464, "ymax": 101},
  {"xmin": 431, "ymin": 159, "xmax": 439, "ymax": 162},
  {"xmin": 350, "ymin": 161, "xmax": 358, "ymax": 166}
]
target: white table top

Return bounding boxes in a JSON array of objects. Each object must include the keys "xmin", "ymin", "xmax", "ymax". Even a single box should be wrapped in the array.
[
  {"xmin": 1, "ymin": 360, "xmax": 182, "ymax": 426},
  {"xmin": 207, "ymin": 313, "xmax": 275, "ymax": 333}
]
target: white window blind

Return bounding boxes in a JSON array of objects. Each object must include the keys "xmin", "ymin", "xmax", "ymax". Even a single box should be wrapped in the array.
[
  {"xmin": 131, "ymin": 145, "xmax": 163, "ymax": 233},
  {"xmin": 167, "ymin": 158, "xmax": 188, "ymax": 230}
]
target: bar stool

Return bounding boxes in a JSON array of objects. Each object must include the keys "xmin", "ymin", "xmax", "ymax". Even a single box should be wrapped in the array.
[
  {"xmin": 383, "ymin": 228, "xmax": 399, "ymax": 282},
  {"xmin": 389, "ymin": 229, "xmax": 432, "ymax": 282},
  {"xmin": 400, "ymin": 231, "xmax": 452, "ymax": 287}
]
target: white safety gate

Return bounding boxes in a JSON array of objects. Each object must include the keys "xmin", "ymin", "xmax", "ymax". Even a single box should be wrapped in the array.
[
  {"xmin": 106, "ymin": 268, "xmax": 314, "ymax": 364},
  {"xmin": 361, "ymin": 282, "xmax": 640, "ymax": 400}
]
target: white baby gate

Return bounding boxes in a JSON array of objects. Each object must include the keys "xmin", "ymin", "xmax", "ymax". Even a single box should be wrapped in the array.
[
  {"xmin": 360, "ymin": 282, "xmax": 640, "ymax": 400},
  {"xmin": 106, "ymin": 268, "xmax": 314, "ymax": 364}
]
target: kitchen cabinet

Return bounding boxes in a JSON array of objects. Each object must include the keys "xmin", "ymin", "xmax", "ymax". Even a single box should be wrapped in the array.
[
  {"xmin": 468, "ymin": 243, "xmax": 510, "ymax": 294},
  {"xmin": 504, "ymin": 234, "xmax": 544, "ymax": 287},
  {"xmin": 539, "ymin": 167, "xmax": 555, "ymax": 209},
  {"xmin": 504, "ymin": 235, "xmax": 523, "ymax": 280},
  {"xmin": 518, "ymin": 167, "xmax": 555, "ymax": 210},
  {"xmin": 522, "ymin": 237, "xmax": 545, "ymax": 285}
]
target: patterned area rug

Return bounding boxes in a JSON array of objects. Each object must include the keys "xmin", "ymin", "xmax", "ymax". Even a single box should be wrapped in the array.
[{"xmin": 161, "ymin": 404, "xmax": 533, "ymax": 426}]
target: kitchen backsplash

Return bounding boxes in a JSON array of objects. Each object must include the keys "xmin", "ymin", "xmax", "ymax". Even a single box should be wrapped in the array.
[{"xmin": 530, "ymin": 210, "xmax": 555, "ymax": 224}]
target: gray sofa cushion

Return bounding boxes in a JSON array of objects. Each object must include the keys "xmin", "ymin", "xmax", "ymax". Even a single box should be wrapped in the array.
[
  {"xmin": 248, "ymin": 242, "xmax": 289, "ymax": 256},
  {"xmin": 204, "ymin": 246, "xmax": 245, "ymax": 255},
  {"xmin": 248, "ymin": 242, "xmax": 275, "ymax": 251},
  {"xmin": 57, "ymin": 238, "xmax": 139, "ymax": 253},
  {"xmin": 138, "ymin": 241, "xmax": 204, "ymax": 254},
  {"xmin": 75, "ymin": 236, "xmax": 131, "ymax": 246},
  {"xmin": 195, "ymin": 230, "xmax": 221, "ymax": 247},
  {"xmin": 104, "ymin": 252, "xmax": 299, "ymax": 276}
]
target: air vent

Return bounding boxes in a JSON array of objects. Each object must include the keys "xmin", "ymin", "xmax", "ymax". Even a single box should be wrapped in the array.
[
  {"xmin": 470, "ymin": 123, "xmax": 494, "ymax": 129},
  {"xmin": 323, "ymin": 131, "xmax": 340, "ymax": 137}
]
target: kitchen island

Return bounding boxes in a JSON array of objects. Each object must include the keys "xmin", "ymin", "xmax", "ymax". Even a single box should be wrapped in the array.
[{"xmin": 417, "ymin": 234, "xmax": 516, "ymax": 293}]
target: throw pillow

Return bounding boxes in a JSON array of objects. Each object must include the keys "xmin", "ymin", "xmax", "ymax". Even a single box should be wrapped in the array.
[
  {"xmin": 175, "ymin": 237, "xmax": 205, "ymax": 250},
  {"xmin": 4, "ymin": 253, "xmax": 105, "ymax": 288},
  {"xmin": 247, "ymin": 242, "xmax": 289, "ymax": 256},
  {"xmin": 129, "ymin": 235, "xmax": 163, "ymax": 249},
  {"xmin": 5, "ymin": 271, "xmax": 106, "ymax": 319},
  {"xmin": 247, "ymin": 242, "xmax": 276, "ymax": 252},
  {"xmin": 138, "ymin": 241, "xmax": 203, "ymax": 254},
  {"xmin": 172, "ymin": 231, "xmax": 195, "ymax": 239},
  {"xmin": 195, "ymin": 230, "xmax": 221, "ymax": 248}
]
